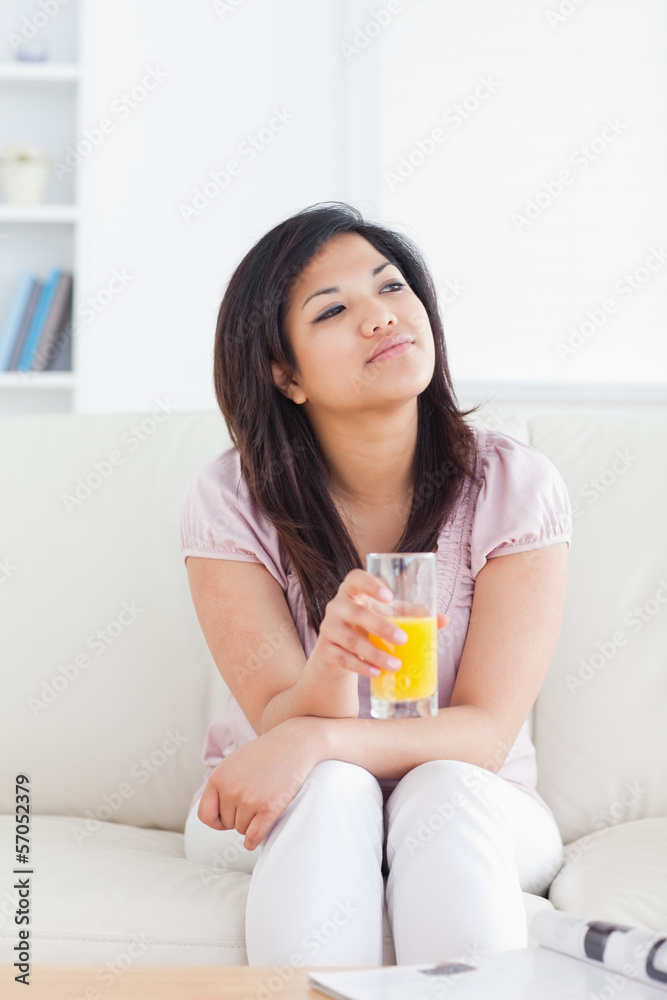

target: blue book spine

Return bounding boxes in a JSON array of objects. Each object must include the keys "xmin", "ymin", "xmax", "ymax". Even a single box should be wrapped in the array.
[
  {"xmin": 0, "ymin": 272, "xmax": 37, "ymax": 370},
  {"xmin": 17, "ymin": 268, "xmax": 62, "ymax": 371}
]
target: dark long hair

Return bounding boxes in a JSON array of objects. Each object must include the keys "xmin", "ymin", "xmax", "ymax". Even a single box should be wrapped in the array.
[{"xmin": 213, "ymin": 202, "xmax": 485, "ymax": 634}]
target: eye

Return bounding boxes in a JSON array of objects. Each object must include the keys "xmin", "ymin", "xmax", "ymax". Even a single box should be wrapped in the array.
[{"xmin": 314, "ymin": 281, "xmax": 405, "ymax": 323}]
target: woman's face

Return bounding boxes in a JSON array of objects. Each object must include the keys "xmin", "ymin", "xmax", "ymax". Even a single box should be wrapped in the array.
[{"xmin": 273, "ymin": 232, "xmax": 435, "ymax": 416}]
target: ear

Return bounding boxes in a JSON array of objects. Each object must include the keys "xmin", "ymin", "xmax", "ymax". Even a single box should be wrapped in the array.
[
  {"xmin": 271, "ymin": 361, "xmax": 291, "ymax": 394},
  {"xmin": 271, "ymin": 362, "xmax": 307, "ymax": 404}
]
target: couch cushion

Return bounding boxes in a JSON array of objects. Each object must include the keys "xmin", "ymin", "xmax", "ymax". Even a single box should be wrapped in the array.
[
  {"xmin": 0, "ymin": 814, "xmax": 248, "ymax": 965},
  {"xmin": 527, "ymin": 416, "xmax": 667, "ymax": 847},
  {"xmin": 548, "ymin": 817, "xmax": 667, "ymax": 931},
  {"xmin": 0, "ymin": 410, "xmax": 236, "ymax": 833}
]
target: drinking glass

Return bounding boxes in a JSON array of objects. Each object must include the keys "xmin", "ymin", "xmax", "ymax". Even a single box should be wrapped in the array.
[{"xmin": 365, "ymin": 552, "xmax": 438, "ymax": 718}]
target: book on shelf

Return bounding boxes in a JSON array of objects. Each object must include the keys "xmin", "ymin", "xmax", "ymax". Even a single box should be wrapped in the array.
[
  {"xmin": 31, "ymin": 271, "xmax": 73, "ymax": 372},
  {"xmin": 0, "ymin": 268, "xmax": 73, "ymax": 373},
  {"xmin": 7, "ymin": 276, "xmax": 43, "ymax": 370},
  {"xmin": 307, "ymin": 909, "xmax": 667, "ymax": 1000},
  {"xmin": 0, "ymin": 271, "xmax": 37, "ymax": 370}
]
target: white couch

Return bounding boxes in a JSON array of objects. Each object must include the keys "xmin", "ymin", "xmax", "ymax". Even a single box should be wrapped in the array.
[{"xmin": 1, "ymin": 405, "xmax": 666, "ymax": 967}]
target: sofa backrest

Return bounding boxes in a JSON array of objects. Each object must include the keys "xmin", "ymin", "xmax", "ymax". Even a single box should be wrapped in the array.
[
  {"xmin": 524, "ymin": 414, "xmax": 667, "ymax": 845},
  {"xmin": 1, "ymin": 407, "xmax": 665, "ymax": 841},
  {"xmin": 1, "ymin": 409, "xmax": 233, "ymax": 834}
]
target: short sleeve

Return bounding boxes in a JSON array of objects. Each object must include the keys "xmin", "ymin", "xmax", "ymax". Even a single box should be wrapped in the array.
[
  {"xmin": 179, "ymin": 449, "xmax": 288, "ymax": 589},
  {"xmin": 470, "ymin": 430, "xmax": 573, "ymax": 579}
]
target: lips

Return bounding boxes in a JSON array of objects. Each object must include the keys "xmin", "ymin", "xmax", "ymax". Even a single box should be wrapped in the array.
[{"xmin": 366, "ymin": 335, "xmax": 414, "ymax": 363}]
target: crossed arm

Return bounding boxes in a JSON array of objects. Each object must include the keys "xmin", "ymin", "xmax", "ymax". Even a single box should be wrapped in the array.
[
  {"xmin": 198, "ymin": 540, "xmax": 568, "ymax": 848},
  {"xmin": 315, "ymin": 541, "xmax": 569, "ymax": 779}
]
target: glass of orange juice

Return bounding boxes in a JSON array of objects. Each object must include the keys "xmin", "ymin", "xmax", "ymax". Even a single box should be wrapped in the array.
[{"xmin": 366, "ymin": 552, "xmax": 438, "ymax": 719}]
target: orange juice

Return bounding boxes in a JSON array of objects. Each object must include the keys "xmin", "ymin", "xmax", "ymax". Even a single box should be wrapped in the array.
[{"xmin": 368, "ymin": 616, "xmax": 437, "ymax": 702}]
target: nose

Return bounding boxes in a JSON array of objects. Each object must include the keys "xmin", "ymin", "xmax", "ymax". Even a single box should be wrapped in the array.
[{"xmin": 360, "ymin": 303, "xmax": 398, "ymax": 337}]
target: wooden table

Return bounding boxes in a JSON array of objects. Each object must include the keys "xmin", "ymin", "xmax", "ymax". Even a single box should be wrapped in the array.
[{"xmin": 0, "ymin": 963, "xmax": 373, "ymax": 999}]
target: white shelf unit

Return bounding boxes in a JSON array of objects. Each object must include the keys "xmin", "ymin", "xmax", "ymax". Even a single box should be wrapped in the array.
[
  {"xmin": 0, "ymin": 63, "xmax": 80, "ymax": 83},
  {"xmin": 0, "ymin": 371, "xmax": 75, "ymax": 389},
  {"xmin": 0, "ymin": 204, "xmax": 79, "ymax": 224},
  {"xmin": 0, "ymin": 0, "xmax": 81, "ymax": 417}
]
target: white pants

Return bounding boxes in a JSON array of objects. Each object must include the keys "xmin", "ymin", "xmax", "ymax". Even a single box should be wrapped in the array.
[{"xmin": 183, "ymin": 758, "xmax": 564, "ymax": 966}]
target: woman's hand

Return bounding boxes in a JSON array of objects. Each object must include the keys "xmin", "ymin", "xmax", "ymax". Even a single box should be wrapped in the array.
[
  {"xmin": 308, "ymin": 568, "xmax": 449, "ymax": 682},
  {"xmin": 197, "ymin": 717, "xmax": 324, "ymax": 850}
]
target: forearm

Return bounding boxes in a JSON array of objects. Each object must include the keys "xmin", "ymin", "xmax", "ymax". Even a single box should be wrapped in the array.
[
  {"xmin": 312, "ymin": 705, "xmax": 509, "ymax": 781},
  {"xmin": 259, "ymin": 657, "xmax": 359, "ymax": 735}
]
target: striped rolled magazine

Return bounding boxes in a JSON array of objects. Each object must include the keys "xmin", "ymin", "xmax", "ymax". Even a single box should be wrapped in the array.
[{"xmin": 531, "ymin": 909, "xmax": 667, "ymax": 993}]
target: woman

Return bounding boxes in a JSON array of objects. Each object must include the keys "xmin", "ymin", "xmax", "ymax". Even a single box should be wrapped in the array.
[{"xmin": 180, "ymin": 202, "xmax": 571, "ymax": 966}]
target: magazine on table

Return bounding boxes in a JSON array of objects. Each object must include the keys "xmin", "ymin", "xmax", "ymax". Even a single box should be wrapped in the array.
[{"xmin": 307, "ymin": 909, "xmax": 667, "ymax": 1000}]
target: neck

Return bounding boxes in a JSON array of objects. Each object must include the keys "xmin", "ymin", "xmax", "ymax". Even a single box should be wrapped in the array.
[{"xmin": 306, "ymin": 399, "xmax": 418, "ymax": 511}]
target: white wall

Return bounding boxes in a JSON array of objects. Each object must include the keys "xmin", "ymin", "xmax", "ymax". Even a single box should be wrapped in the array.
[
  {"xmin": 75, "ymin": 0, "xmax": 346, "ymax": 414},
  {"xmin": 71, "ymin": 0, "xmax": 666, "ymax": 416},
  {"xmin": 376, "ymin": 0, "xmax": 667, "ymax": 388}
]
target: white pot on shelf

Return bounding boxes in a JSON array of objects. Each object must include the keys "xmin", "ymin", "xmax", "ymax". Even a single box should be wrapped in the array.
[{"xmin": 0, "ymin": 158, "xmax": 51, "ymax": 205}]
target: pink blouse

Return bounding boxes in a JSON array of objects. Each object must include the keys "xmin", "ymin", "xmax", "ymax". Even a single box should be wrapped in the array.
[{"xmin": 180, "ymin": 426, "xmax": 573, "ymax": 819}]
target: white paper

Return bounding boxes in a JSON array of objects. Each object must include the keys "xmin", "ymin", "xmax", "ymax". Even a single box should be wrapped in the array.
[{"xmin": 308, "ymin": 944, "xmax": 667, "ymax": 1000}]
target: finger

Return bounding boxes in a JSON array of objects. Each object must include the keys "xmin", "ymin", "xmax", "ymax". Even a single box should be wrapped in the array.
[
  {"xmin": 345, "ymin": 569, "xmax": 394, "ymax": 606},
  {"xmin": 411, "ymin": 602, "xmax": 432, "ymax": 617},
  {"xmin": 342, "ymin": 620, "xmax": 405, "ymax": 673},
  {"xmin": 208, "ymin": 779, "xmax": 237, "ymax": 831},
  {"xmin": 198, "ymin": 785, "xmax": 226, "ymax": 830},
  {"xmin": 232, "ymin": 805, "xmax": 253, "ymax": 837},
  {"xmin": 321, "ymin": 602, "xmax": 403, "ymax": 677},
  {"xmin": 332, "ymin": 636, "xmax": 401, "ymax": 678},
  {"xmin": 218, "ymin": 802, "xmax": 237, "ymax": 832},
  {"xmin": 243, "ymin": 813, "xmax": 269, "ymax": 852},
  {"xmin": 344, "ymin": 593, "xmax": 408, "ymax": 643},
  {"xmin": 437, "ymin": 613, "xmax": 450, "ymax": 629},
  {"xmin": 325, "ymin": 603, "xmax": 404, "ymax": 676}
]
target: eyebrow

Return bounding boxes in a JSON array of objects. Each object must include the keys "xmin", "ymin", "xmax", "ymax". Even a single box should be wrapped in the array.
[{"xmin": 301, "ymin": 261, "xmax": 393, "ymax": 310}]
